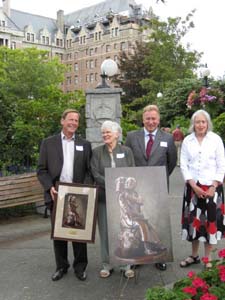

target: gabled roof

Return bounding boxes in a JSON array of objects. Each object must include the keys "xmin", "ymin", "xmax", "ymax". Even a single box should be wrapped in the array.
[
  {"xmin": 10, "ymin": 9, "xmax": 58, "ymax": 38},
  {"xmin": 65, "ymin": 0, "xmax": 137, "ymax": 27}
]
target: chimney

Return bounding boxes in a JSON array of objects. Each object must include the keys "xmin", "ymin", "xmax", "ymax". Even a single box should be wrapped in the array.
[
  {"xmin": 2, "ymin": 0, "xmax": 10, "ymax": 17},
  {"xmin": 56, "ymin": 10, "xmax": 64, "ymax": 33}
]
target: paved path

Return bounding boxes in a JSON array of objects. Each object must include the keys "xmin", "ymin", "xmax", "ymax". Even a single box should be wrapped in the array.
[{"xmin": 0, "ymin": 167, "xmax": 224, "ymax": 300}]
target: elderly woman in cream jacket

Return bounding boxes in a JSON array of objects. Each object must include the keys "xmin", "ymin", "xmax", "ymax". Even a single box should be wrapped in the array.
[{"xmin": 91, "ymin": 120, "xmax": 135, "ymax": 278}]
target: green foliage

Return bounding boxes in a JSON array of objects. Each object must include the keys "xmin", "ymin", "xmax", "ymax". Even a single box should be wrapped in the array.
[
  {"xmin": 0, "ymin": 47, "xmax": 85, "ymax": 171},
  {"xmin": 145, "ymin": 286, "xmax": 187, "ymax": 300},
  {"xmin": 115, "ymin": 12, "xmax": 201, "ymax": 129},
  {"xmin": 213, "ymin": 112, "xmax": 225, "ymax": 142},
  {"xmin": 171, "ymin": 116, "xmax": 190, "ymax": 136},
  {"xmin": 146, "ymin": 250, "xmax": 225, "ymax": 300},
  {"xmin": 141, "ymin": 14, "xmax": 200, "ymax": 96},
  {"xmin": 113, "ymin": 41, "xmax": 150, "ymax": 104}
]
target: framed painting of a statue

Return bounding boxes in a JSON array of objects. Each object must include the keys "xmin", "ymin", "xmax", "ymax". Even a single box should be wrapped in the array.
[
  {"xmin": 105, "ymin": 166, "xmax": 173, "ymax": 266},
  {"xmin": 52, "ymin": 182, "xmax": 98, "ymax": 243}
]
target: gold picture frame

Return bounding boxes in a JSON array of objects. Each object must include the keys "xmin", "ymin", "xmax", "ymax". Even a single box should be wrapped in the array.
[{"xmin": 52, "ymin": 182, "xmax": 98, "ymax": 243}]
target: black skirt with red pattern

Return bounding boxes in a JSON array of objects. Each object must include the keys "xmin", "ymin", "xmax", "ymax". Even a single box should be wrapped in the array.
[{"xmin": 181, "ymin": 183, "xmax": 225, "ymax": 244}]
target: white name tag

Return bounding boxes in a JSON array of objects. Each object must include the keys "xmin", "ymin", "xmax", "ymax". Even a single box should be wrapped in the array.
[
  {"xmin": 76, "ymin": 145, "xmax": 84, "ymax": 151},
  {"xmin": 117, "ymin": 153, "xmax": 125, "ymax": 158},
  {"xmin": 160, "ymin": 141, "xmax": 168, "ymax": 147}
]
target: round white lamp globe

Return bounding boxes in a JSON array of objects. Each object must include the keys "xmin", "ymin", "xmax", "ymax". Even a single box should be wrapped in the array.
[
  {"xmin": 101, "ymin": 59, "xmax": 118, "ymax": 77},
  {"xmin": 157, "ymin": 92, "xmax": 163, "ymax": 98}
]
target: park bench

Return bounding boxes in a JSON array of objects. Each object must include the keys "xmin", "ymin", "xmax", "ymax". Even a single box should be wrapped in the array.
[{"xmin": 0, "ymin": 172, "xmax": 45, "ymax": 214}]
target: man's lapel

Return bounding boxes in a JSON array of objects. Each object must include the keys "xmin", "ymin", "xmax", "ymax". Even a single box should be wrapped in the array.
[{"xmin": 137, "ymin": 129, "xmax": 146, "ymax": 158}]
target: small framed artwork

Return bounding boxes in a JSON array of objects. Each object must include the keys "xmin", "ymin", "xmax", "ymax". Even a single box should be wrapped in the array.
[{"xmin": 52, "ymin": 182, "xmax": 98, "ymax": 243}]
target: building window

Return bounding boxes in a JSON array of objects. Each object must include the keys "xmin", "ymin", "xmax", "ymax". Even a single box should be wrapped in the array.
[
  {"xmin": 98, "ymin": 31, "xmax": 101, "ymax": 40},
  {"xmin": 86, "ymin": 60, "xmax": 89, "ymax": 68},
  {"xmin": 115, "ymin": 27, "xmax": 119, "ymax": 36},
  {"xmin": 95, "ymin": 59, "xmax": 98, "ymax": 67},
  {"xmin": 57, "ymin": 38, "xmax": 63, "ymax": 47},
  {"xmin": 31, "ymin": 34, "xmax": 35, "ymax": 42},
  {"xmin": 11, "ymin": 41, "xmax": 16, "ymax": 49},
  {"xmin": 74, "ymin": 76, "xmax": 78, "ymax": 85},
  {"xmin": 95, "ymin": 47, "xmax": 98, "ymax": 53},
  {"xmin": 86, "ymin": 74, "xmax": 89, "ymax": 82},
  {"xmin": 114, "ymin": 55, "xmax": 118, "ymax": 63},
  {"xmin": 67, "ymin": 64, "xmax": 72, "ymax": 72},
  {"xmin": 90, "ymin": 73, "xmax": 94, "ymax": 82},
  {"xmin": 66, "ymin": 77, "xmax": 71, "ymax": 85},
  {"xmin": 89, "ymin": 48, "xmax": 94, "ymax": 56},
  {"xmin": 1, "ymin": 20, "xmax": 6, "ymax": 27},
  {"xmin": 121, "ymin": 42, "xmax": 126, "ymax": 50},
  {"xmin": 80, "ymin": 35, "xmax": 86, "ymax": 45},
  {"xmin": 74, "ymin": 52, "xmax": 78, "ymax": 59},
  {"xmin": 90, "ymin": 60, "xmax": 94, "ymax": 69},
  {"xmin": 67, "ymin": 39, "xmax": 72, "ymax": 48},
  {"xmin": 27, "ymin": 33, "xmax": 30, "ymax": 41},
  {"xmin": 66, "ymin": 53, "xmax": 72, "ymax": 60},
  {"xmin": 106, "ymin": 45, "xmax": 110, "ymax": 52},
  {"xmin": 114, "ymin": 43, "xmax": 117, "ymax": 49},
  {"xmin": 74, "ymin": 63, "xmax": 78, "ymax": 71},
  {"xmin": 42, "ymin": 36, "xmax": 45, "ymax": 44}
]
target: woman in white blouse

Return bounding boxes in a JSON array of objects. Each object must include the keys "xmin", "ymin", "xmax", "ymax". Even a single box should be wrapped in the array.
[{"xmin": 180, "ymin": 109, "xmax": 225, "ymax": 269}]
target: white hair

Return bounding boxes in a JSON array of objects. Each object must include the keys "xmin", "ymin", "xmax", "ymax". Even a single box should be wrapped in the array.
[
  {"xmin": 189, "ymin": 109, "xmax": 213, "ymax": 133},
  {"xmin": 101, "ymin": 120, "xmax": 122, "ymax": 135}
]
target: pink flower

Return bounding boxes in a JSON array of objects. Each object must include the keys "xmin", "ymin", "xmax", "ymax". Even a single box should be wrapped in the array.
[
  {"xmin": 192, "ymin": 277, "xmax": 208, "ymax": 289},
  {"xmin": 202, "ymin": 257, "xmax": 209, "ymax": 264},
  {"xmin": 183, "ymin": 286, "xmax": 197, "ymax": 296},
  {"xmin": 187, "ymin": 271, "xmax": 196, "ymax": 278},
  {"xmin": 218, "ymin": 249, "xmax": 225, "ymax": 258},
  {"xmin": 200, "ymin": 292, "xmax": 218, "ymax": 300}
]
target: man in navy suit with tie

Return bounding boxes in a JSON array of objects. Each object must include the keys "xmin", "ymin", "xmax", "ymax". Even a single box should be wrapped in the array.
[
  {"xmin": 37, "ymin": 109, "xmax": 92, "ymax": 281},
  {"xmin": 125, "ymin": 104, "xmax": 176, "ymax": 271}
]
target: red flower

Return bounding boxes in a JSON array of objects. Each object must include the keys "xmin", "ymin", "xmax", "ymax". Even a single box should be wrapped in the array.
[
  {"xmin": 192, "ymin": 277, "xmax": 208, "ymax": 289},
  {"xmin": 183, "ymin": 286, "xmax": 197, "ymax": 296},
  {"xmin": 187, "ymin": 271, "xmax": 196, "ymax": 278},
  {"xmin": 218, "ymin": 249, "xmax": 225, "ymax": 258},
  {"xmin": 200, "ymin": 292, "xmax": 218, "ymax": 300},
  {"xmin": 202, "ymin": 257, "xmax": 209, "ymax": 264}
]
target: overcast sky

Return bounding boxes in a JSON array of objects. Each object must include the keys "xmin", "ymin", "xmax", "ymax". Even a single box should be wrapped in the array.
[{"xmin": 7, "ymin": 0, "xmax": 225, "ymax": 79}]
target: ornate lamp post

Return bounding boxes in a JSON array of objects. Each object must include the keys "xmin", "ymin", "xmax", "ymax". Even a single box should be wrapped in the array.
[
  {"xmin": 202, "ymin": 64, "xmax": 210, "ymax": 87},
  {"xmin": 96, "ymin": 59, "xmax": 118, "ymax": 88}
]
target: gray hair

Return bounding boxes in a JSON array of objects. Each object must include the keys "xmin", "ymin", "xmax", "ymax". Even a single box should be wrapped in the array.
[
  {"xmin": 189, "ymin": 109, "xmax": 213, "ymax": 133},
  {"xmin": 101, "ymin": 120, "xmax": 122, "ymax": 135}
]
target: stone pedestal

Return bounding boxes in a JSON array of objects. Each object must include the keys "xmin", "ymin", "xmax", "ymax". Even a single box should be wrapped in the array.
[{"xmin": 85, "ymin": 87, "xmax": 122, "ymax": 148}]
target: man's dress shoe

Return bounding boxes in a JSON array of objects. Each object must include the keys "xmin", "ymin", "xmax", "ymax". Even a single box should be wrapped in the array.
[
  {"xmin": 155, "ymin": 262, "xmax": 167, "ymax": 271},
  {"xmin": 51, "ymin": 268, "xmax": 68, "ymax": 281},
  {"xmin": 75, "ymin": 270, "xmax": 87, "ymax": 281}
]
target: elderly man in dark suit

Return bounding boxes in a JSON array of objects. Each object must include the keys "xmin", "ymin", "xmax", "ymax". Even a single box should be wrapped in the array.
[
  {"xmin": 37, "ymin": 109, "xmax": 92, "ymax": 282},
  {"xmin": 125, "ymin": 104, "xmax": 177, "ymax": 271}
]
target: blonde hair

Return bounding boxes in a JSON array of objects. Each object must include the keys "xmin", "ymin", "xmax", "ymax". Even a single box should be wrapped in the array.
[
  {"xmin": 61, "ymin": 109, "xmax": 80, "ymax": 119},
  {"xmin": 143, "ymin": 104, "xmax": 160, "ymax": 115}
]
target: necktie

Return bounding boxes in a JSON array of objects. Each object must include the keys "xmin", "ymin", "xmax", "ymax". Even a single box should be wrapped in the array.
[{"xmin": 146, "ymin": 134, "xmax": 154, "ymax": 159}]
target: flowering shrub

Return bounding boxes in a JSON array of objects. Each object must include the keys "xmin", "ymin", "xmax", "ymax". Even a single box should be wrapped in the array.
[
  {"xmin": 186, "ymin": 87, "xmax": 224, "ymax": 118},
  {"xmin": 145, "ymin": 248, "xmax": 225, "ymax": 300}
]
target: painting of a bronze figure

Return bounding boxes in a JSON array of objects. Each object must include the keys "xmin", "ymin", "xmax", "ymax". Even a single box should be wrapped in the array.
[
  {"xmin": 105, "ymin": 167, "xmax": 173, "ymax": 265},
  {"xmin": 62, "ymin": 194, "xmax": 87, "ymax": 229}
]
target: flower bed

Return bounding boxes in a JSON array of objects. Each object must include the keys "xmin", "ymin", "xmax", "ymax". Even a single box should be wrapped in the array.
[{"xmin": 145, "ymin": 249, "xmax": 225, "ymax": 300}]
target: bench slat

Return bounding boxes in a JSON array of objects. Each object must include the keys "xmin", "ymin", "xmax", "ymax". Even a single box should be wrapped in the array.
[{"xmin": 0, "ymin": 173, "xmax": 44, "ymax": 209}]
